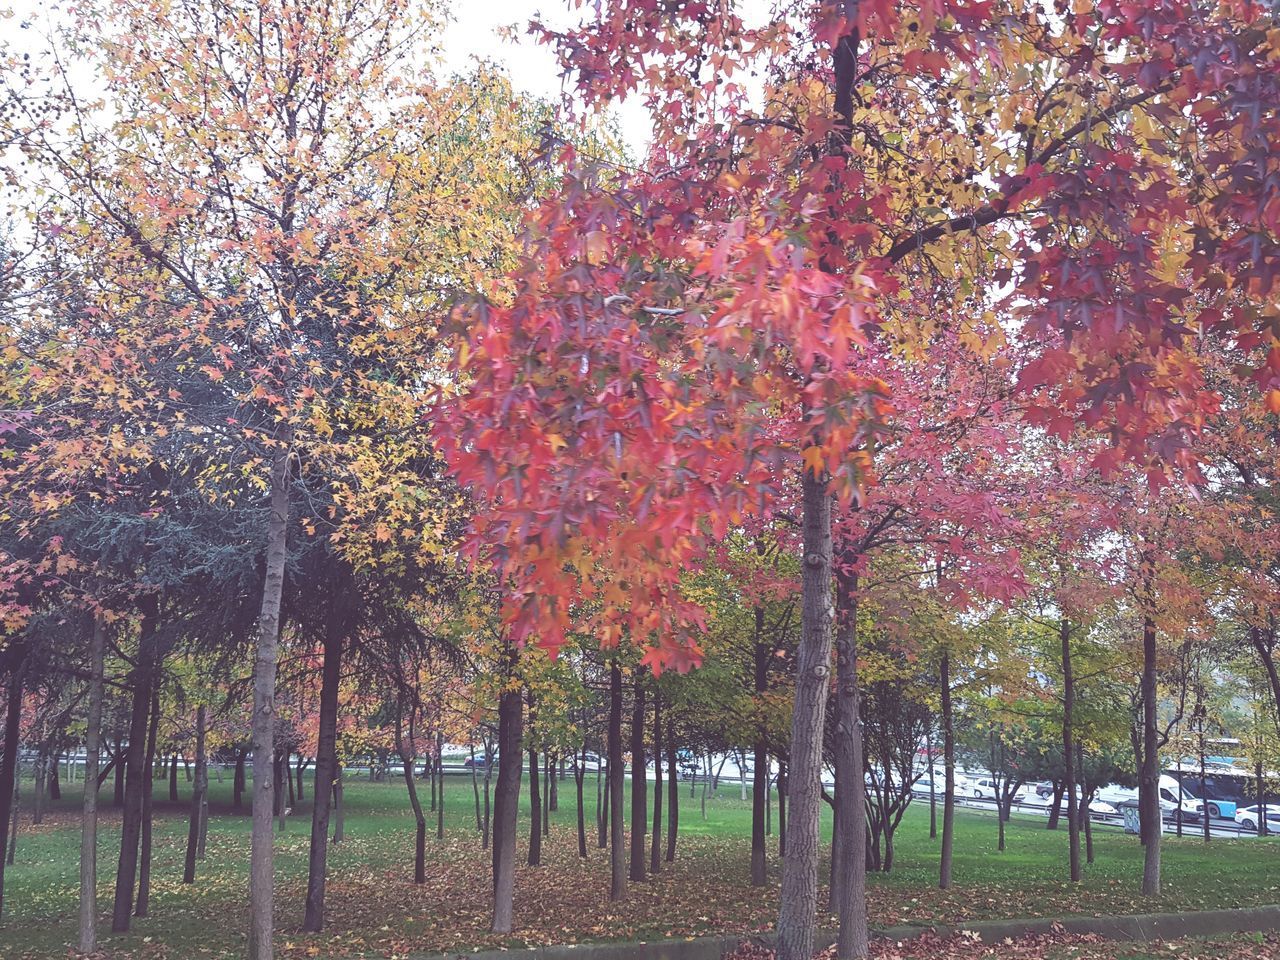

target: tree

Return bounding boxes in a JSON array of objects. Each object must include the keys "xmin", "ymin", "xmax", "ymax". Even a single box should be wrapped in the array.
[{"xmin": 441, "ymin": 3, "xmax": 1280, "ymax": 954}]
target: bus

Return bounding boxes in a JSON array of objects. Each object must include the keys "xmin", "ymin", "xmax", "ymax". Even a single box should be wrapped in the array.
[{"xmin": 1163, "ymin": 763, "xmax": 1279, "ymax": 820}]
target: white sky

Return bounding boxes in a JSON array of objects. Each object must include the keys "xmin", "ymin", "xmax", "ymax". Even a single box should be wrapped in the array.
[
  {"xmin": 5, "ymin": 0, "xmax": 657, "ymax": 156},
  {"xmin": 439, "ymin": 3, "xmax": 655, "ymax": 155}
]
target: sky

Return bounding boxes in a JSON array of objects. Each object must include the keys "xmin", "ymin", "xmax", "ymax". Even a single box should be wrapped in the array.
[{"xmin": 5, "ymin": 0, "xmax": 657, "ymax": 156}]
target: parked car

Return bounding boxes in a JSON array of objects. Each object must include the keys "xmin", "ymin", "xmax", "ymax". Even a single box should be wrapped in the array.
[
  {"xmin": 1234, "ymin": 805, "xmax": 1280, "ymax": 831},
  {"xmin": 1088, "ymin": 799, "xmax": 1118, "ymax": 817},
  {"xmin": 968, "ymin": 777, "xmax": 998, "ymax": 800},
  {"xmin": 463, "ymin": 755, "xmax": 493, "ymax": 769}
]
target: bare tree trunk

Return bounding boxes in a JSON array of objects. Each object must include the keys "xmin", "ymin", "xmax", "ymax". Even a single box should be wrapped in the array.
[
  {"xmin": 183, "ymin": 705, "xmax": 207, "ymax": 884},
  {"xmin": 927, "ymin": 729, "xmax": 937, "ymax": 840},
  {"xmin": 1062, "ymin": 618, "xmax": 1081, "ymax": 882},
  {"xmin": 276, "ymin": 752, "xmax": 288, "ymax": 834},
  {"xmin": 1047, "ymin": 780, "xmax": 1065, "ymax": 830},
  {"xmin": 249, "ymin": 437, "xmax": 290, "ymax": 960},
  {"xmin": 233, "ymin": 748, "xmax": 247, "ymax": 811},
  {"xmin": 1140, "ymin": 613, "xmax": 1161, "ymax": 897},
  {"xmin": 666, "ymin": 718, "xmax": 679, "ymax": 863},
  {"xmin": 1258, "ymin": 761, "xmax": 1269, "ymax": 838},
  {"xmin": 112, "ymin": 603, "xmax": 158, "ymax": 932},
  {"xmin": 491, "ymin": 682, "xmax": 522, "ymax": 934},
  {"xmin": 5, "ymin": 774, "xmax": 16, "ymax": 867},
  {"xmin": 135, "ymin": 687, "xmax": 161, "ymax": 918},
  {"xmin": 608, "ymin": 661, "xmax": 625, "ymax": 901},
  {"xmin": 651, "ymin": 694, "xmax": 663, "ymax": 874},
  {"xmin": 597, "ymin": 752, "xmax": 608, "ymax": 849},
  {"xmin": 939, "ymin": 649, "xmax": 955, "ymax": 889},
  {"xmin": 0, "ymin": 649, "xmax": 26, "ymax": 916},
  {"xmin": 395, "ymin": 718, "xmax": 427, "ymax": 884},
  {"xmin": 575, "ymin": 746, "xmax": 588, "ymax": 858},
  {"xmin": 629, "ymin": 676, "xmax": 647, "ymax": 883},
  {"xmin": 436, "ymin": 729, "xmax": 445, "ymax": 841},
  {"xmin": 777, "ymin": 764, "xmax": 786, "ymax": 858},
  {"xmin": 483, "ymin": 737, "xmax": 493, "ymax": 850},
  {"xmin": 832, "ymin": 569, "xmax": 868, "ymax": 959},
  {"xmin": 304, "ymin": 625, "xmax": 341, "ymax": 932},
  {"xmin": 471, "ymin": 742, "xmax": 482, "ymax": 832},
  {"xmin": 169, "ymin": 755, "xmax": 180, "ymax": 803},
  {"xmin": 543, "ymin": 752, "xmax": 552, "ymax": 833},
  {"xmin": 527, "ymin": 695, "xmax": 542, "ymax": 867},
  {"xmin": 548, "ymin": 751, "xmax": 558, "ymax": 813},
  {"xmin": 80, "ymin": 616, "xmax": 106, "ymax": 953},
  {"xmin": 776, "ymin": 467, "xmax": 835, "ymax": 960},
  {"xmin": 332, "ymin": 768, "xmax": 345, "ymax": 844},
  {"xmin": 751, "ymin": 607, "xmax": 769, "ymax": 886}
]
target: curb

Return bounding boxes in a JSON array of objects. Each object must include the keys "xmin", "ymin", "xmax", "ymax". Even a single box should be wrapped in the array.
[{"xmin": 422, "ymin": 904, "xmax": 1280, "ymax": 960}]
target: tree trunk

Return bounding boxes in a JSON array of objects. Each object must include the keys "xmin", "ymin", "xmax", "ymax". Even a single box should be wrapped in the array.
[
  {"xmin": 396, "ymin": 718, "xmax": 427, "ymax": 884},
  {"xmin": 1047, "ymin": 780, "xmax": 1065, "ymax": 830},
  {"xmin": 778, "ymin": 764, "xmax": 786, "ymax": 858},
  {"xmin": 332, "ymin": 769, "xmax": 345, "ymax": 844},
  {"xmin": 113, "ymin": 748, "xmax": 126, "ymax": 808},
  {"xmin": 80, "ymin": 616, "xmax": 106, "ymax": 953},
  {"xmin": 303, "ymin": 623, "xmax": 341, "ymax": 931},
  {"xmin": 751, "ymin": 608, "xmax": 769, "ymax": 886},
  {"xmin": 112, "ymin": 602, "xmax": 158, "ymax": 932},
  {"xmin": 776, "ymin": 467, "xmax": 835, "ymax": 960},
  {"xmin": 608, "ymin": 661, "xmax": 625, "ymax": 901},
  {"xmin": 598, "ymin": 753, "xmax": 608, "ymax": 849},
  {"xmin": 285, "ymin": 752, "xmax": 296, "ymax": 809},
  {"xmin": 527, "ymin": 696, "xmax": 542, "ymax": 867},
  {"xmin": 184, "ymin": 705, "xmax": 207, "ymax": 884},
  {"xmin": 275, "ymin": 752, "xmax": 288, "ymax": 833},
  {"xmin": 1258, "ymin": 760, "xmax": 1269, "ymax": 838},
  {"xmin": 48, "ymin": 754, "xmax": 61, "ymax": 802},
  {"xmin": 927, "ymin": 729, "xmax": 937, "ymax": 840},
  {"xmin": 135, "ymin": 687, "xmax": 161, "ymax": 918},
  {"xmin": 169, "ymin": 755, "xmax": 180, "ymax": 803},
  {"xmin": 629, "ymin": 676, "xmax": 647, "ymax": 883},
  {"xmin": 32, "ymin": 753, "xmax": 46, "ymax": 826},
  {"xmin": 1062, "ymin": 618, "xmax": 1081, "ymax": 882},
  {"xmin": 295, "ymin": 756, "xmax": 307, "ymax": 802},
  {"xmin": 1140, "ymin": 613, "xmax": 1161, "ymax": 897},
  {"xmin": 666, "ymin": 718, "xmax": 679, "ymax": 863},
  {"xmin": 234, "ymin": 748, "xmax": 247, "ymax": 811},
  {"xmin": 548, "ymin": 751, "xmax": 558, "ymax": 813},
  {"xmin": 575, "ymin": 746, "xmax": 588, "ymax": 858},
  {"xmin": 543, "ymin": 752, "xmax": 552, "ymax": 833},
  {"xmin": 436, "ymin": 729, "xmax": 445, "ymax": 841},
  {"xmin": 249, "ymin": 435, "xmax": 290, "ymax": 960},
  {"xmin": 939, "ymin": 648, "xmax": 955, "ymax": 890},
  {"xmin": 483, "ymin": 738, "xmax": 493, "ymax": 850},
  {"xmin": 5, "ymin": 776, "xmax": 16, "ymax": 867},
  {"xmin": 491, "ymin": 681, "xmax": 522, "ymax": 934},
  {"xmin": 0, "ymin": 647, "xmax": 26, "ymax": 919},
  {"xmin": 832, "ymin": 568, "xmax": 868, "ymax": 959},
  {"xmin": 471, "ymin": 743, "xmax": 482, "ymax": 832},
  {"xmin": 651, "ymin": 694, "xmax": 663, "ymax": 874}
]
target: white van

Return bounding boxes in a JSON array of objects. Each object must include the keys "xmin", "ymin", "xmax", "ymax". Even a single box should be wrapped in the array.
[{"xmin": 1158, "ymin": 774, "xmax": 1204, "ymax": 822}]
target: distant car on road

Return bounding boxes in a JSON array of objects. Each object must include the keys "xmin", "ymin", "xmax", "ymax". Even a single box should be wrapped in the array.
[
  {"xmin": 1234, "ymin": 805, "xmax": 1280, "ymax": 832},
  {"xmin": 463, "ymin": 755, "xmax": 493, "ymax": 769}
]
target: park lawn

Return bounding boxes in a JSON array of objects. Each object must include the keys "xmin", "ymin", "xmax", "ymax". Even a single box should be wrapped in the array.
[{"xmin": 0, "ymin": 771, "xmax": 1277, "ymax": 959}]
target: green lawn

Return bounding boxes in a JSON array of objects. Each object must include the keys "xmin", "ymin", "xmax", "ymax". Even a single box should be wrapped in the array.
[{"xmin": 0, "ymin": 769, "xmax": 1276, "ymax": 959}]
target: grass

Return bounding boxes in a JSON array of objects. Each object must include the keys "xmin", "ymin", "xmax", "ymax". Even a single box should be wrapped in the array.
[{"xmin": 0, "ymin": 769, "xmax": 1277, "ymax": 959}]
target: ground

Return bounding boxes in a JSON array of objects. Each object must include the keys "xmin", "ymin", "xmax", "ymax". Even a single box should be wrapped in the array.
[{"xmin": 1, "ymin": 771, "xmax": 1277, "ymax": 959}]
